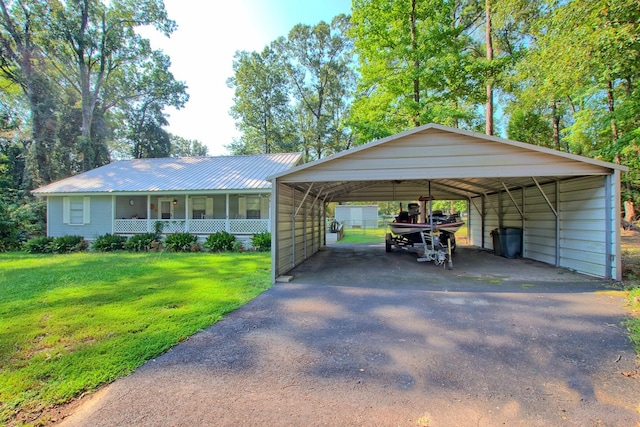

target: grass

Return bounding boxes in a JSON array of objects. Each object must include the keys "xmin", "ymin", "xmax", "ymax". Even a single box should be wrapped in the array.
[
  {"xmin": 338, "ymin": 224, "xmax": 469, "ymax": 245},
  {"xmin": 0, "ymin": 251, "xmax": 271, "ymax": 425},
  {"xmin": 621, "ymin": 229, "xmax": 640, "ymax": 353}
]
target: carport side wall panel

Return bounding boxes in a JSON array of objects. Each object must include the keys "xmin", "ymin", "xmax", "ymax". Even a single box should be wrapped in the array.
[
  {"xmin": 274, "ymin": 183, "xmax": 295, "ymax": 278},
  {"xmin": 524, "ymin": 183, "xmax": 558, "ymax": 266},
  {"xmin": 273, "ymin": 182, "xmax": 324, "ymax": 279},
  {"xmin": 558, "ymin": 176, "xmax": 610, "ymax": 278}
]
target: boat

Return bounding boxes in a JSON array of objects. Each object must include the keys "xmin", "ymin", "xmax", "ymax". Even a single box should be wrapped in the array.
[{"xmin": 388, "ymin": 221, "xmax": 465, "ymax": 235}]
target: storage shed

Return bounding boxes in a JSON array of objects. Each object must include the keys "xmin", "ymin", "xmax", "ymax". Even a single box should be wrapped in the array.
[
  {"xmin": 269, "ymin": 124, "xmax": 627, "ymax": 282},
  {"xmin": 334, "ymin": 205, "xmax": 379, "ymax": 229}
]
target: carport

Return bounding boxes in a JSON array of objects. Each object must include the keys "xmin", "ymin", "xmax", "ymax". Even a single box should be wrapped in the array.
[{"xmin": 269, "ymin": 124, "xmax": 628, "ymax": 282}]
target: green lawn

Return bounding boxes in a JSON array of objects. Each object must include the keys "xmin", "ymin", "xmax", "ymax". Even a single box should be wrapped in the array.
[
  {"xmin": 0, "ymin": 251, "xmax": 271, "ymax": 425},
  {"xmin": 337, "ymin": 224, "xmax": 469, "ymax": 245}
]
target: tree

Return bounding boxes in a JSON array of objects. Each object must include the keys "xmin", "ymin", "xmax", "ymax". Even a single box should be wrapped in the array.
[
  {"xmin": 512, "ymin": 0, "xmax": 640, "ymax": 211},
  {"xmin": 227, "ymin": 45, "xmax": 294, "ymax": 154},
  {"xmin": 279, "ymin": 14, "xmax": 355, "ymax": 160},
  {"xmin": 350, "ymin": 0, "xmax": 484, "ymax": 142},
  {"xmin": 0, "ymin": 0, "xmax": 60, "ymax": 187},
  {"xmin": 170, "ymin": 135, "xmax": 208, "ymax": 157},
  {"xmin": 46, "ymin": 0, "xmax": 178, "ymax": 170}
]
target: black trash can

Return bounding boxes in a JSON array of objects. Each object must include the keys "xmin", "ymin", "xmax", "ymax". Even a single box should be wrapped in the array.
[
  {"xmin": 499, "ymin": 227, "xmax": 522, "ymax": 258},
  {"xmin": 490, "ymin": 228, "xmax": 502, "ymax": 257}
]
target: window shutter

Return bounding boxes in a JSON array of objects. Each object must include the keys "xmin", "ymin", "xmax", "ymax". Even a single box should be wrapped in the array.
[
  {"xmin": 83, "ymin": 197, "xmax": 91, "ymax": 224},
  {"xmin": 63, "ymin": 197, "xmax": 70, "ymax": 224}
]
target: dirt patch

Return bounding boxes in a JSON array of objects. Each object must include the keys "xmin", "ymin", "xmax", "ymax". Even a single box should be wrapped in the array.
[{"xmin": 622, "ymin": 229, "xmax": 640, "ymax": 280}]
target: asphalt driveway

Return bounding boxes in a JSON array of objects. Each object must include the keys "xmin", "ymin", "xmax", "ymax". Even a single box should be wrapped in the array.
[{"xmin": 58, "ymin": 244, "xmax": 640, "ymax": 426}]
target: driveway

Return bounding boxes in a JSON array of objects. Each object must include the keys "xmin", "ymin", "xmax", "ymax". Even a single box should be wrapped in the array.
[{"xmin": 58, "ymin": 245, "xmax": 640, "ymax": 426}]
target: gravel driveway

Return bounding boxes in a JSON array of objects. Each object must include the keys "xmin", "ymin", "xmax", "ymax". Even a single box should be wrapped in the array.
[{"xmin": 57, "ymin": 245, "xmax": 640, "ymax": 426}]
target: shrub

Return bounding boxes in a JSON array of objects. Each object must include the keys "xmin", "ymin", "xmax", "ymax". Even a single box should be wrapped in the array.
[
  {"xmin": 92, "ymin": 233, "xmax": 127, "ymax": 252},
  {"xmin": 204, "ymin": 231, "xmax": 235, "ymax": 252},
  {"xmin": 164, "ymin": 233, "xmax": 199, "ymax": 252},
  {"xmin": 251, "ymin": 231, "xmax": 271, "ymax": 251},
  {"xmin": 232, "ymin": 240, "xmax": 244, "ymax": 252},
  {"xmin": 24, "ymin": 236, "xmax": 54, "ymax": 254},
  {"xmin": 51, "ymin": 235, "xmax": 88, "ymax": 253},
  {"xmin": 125, "ymin": 233, "xmax": 160, "ymax": 252}
]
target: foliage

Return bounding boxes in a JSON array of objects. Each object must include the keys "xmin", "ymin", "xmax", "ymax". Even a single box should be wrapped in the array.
[
  {"xmin": 232, "ymin": 240, "xmax": 244, "ymax": 252},
  {"xmin": 164, "ymin": 232, "xmax": 199, "ymax": 252},
  {"xmin": 125, "ymin": 232, "xmax": 161, "ymax": 252},
  {"xmin": 251, "ymin": 231, "xmax": 271, "ymax": 251},
  {"xmin": 51, "ymin": 235, "xmax": 88, "ymax": 254},
  {"xmin": 0, "ymin": 0, "xmax": 187, "ymax": 184},
  {"xmin": 23, "ymin": 236, "xmax": 54, "ymax": 254},
  {"xmin": 92, "ymin": 233, "xmax": 128, "ymax": 252},
  {"xmin": 204, "ymin": 231, "xmax": 236, "ymax": 252},
  {"xmin": 626, "ymin": 287, "xmax": 640, "ymax": 352},
  {"xmin": 227, "ymin": 15, "xmax": 355, "ymax": 160},
  {"xmin": 349, "ymin": 0, "xmax": 485, "ymax": 140},
  {"xmin": 227, "ymin": 45, "xmax": 296, "ymax": 154},
  {"xmin": 170, "ymin": 134, "xmax": 208, "ymax": 157},
  {"xmin": 0, "ymin": 251, "xmax": 271, "ymax": 425}
]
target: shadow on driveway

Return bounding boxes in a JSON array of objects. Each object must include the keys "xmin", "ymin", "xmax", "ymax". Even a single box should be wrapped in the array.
[{"xmin": 59, "ymin": 245, "xmax": 640, "ymax": 427}]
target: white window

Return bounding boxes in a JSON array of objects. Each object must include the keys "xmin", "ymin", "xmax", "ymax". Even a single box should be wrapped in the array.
[{"xmin": 63, "ymin": 196, "xmax": 90, "ymax": 225}]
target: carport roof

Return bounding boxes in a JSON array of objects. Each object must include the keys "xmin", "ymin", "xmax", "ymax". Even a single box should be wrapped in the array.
[{"xmin": 270, "ymin": 124, "xmax": 628, "ymax": 201}]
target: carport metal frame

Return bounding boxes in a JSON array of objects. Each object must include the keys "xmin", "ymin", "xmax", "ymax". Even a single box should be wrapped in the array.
[{"xmin": 270, "ymin": 124, "xmax": 627, "ymax": 282}]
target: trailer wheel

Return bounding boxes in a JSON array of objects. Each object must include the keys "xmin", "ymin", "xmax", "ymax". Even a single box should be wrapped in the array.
[{"xmin": 385, "ymin": 233, "xmax": 392, "ymax": 252}]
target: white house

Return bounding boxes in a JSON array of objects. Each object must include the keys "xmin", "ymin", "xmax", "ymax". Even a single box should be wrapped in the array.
[{"xmin": 32, "ymin": 153, "xmax": 302, "ymax": 242}]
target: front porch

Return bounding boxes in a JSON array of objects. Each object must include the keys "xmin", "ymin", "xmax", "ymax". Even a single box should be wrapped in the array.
[{"xmin": 113, "ymin": 193, "xmax": 270, "ymax": 236}]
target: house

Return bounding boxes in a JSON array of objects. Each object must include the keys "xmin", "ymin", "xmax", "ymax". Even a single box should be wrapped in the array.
[{"xmin": 32, "ymin": 153, "xmax": 302, "ymax": 244}]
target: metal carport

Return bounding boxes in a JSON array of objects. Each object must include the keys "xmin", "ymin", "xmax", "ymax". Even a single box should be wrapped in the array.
[{"xmin": 269, "ymin": 124, "xmax": 628, "ymax": 282}]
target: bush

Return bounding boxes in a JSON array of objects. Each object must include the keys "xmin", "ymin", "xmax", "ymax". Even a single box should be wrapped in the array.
[
  {"xmin": 251, "ymin": 231, "xmax": 271, "ymax": 251},
  {"xmin": 24, "ymin": 236, "xmax": 54, "ymax": 254},
  {"xmin": 204, "ymin": 231, "xmax": 235, "ymax": 252},
  {"xmin": 51, "ymin": 235, "xmax": 88, "ymax": 253},
  {"xmin": 232, "ymin": 240, "xmax": 244, "ymax": 252},
  {"xmin": 92, "ymin": 233, "xmax": 127, "ymax": 252},
  {"xmin": 125, "ymin": 233, "xmax": 161, "ymax": 252},
  {"xmin": 164, "ymin": 233, "xmax": 199, "ymax": 252}
]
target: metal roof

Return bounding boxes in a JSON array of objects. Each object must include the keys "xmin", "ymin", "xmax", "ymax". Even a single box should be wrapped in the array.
[
  {"xmin": 33, "ymin": 153, "xmax": 303, "ymax": 195},
  {"xmin": 271, "ymin": 123, "xmax": 628, "ymax": 202}
]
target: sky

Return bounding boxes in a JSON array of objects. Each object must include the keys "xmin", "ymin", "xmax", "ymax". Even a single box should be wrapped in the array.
[{"xmin": 144, "ymin": 0, "xmax": 353, "ymax": 156}]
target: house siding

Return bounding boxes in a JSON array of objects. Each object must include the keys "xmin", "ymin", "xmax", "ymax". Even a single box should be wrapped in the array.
[{"xmin": 48, "ymin": 196, "xmax": 113, "ymax": 239}]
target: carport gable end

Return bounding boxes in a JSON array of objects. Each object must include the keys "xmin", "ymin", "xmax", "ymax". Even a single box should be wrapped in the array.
[{"xmin": 269, "ymin": 123, "xmax": 627, "ymax": 282}]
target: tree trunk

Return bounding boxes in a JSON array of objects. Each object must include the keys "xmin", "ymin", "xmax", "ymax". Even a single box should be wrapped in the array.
[
  {"xmin": 551, "ymin": 100, "xmax": 560, "ymax": 151},
  {"xmin": 410, "ymin": 0, "xmax": 420, "ymax": 127},
  {"xmin": 624, "ymin": 200, "xmax": 636, "ymax": 223},
  {"xmin": 485, "ymin": 0, "xmax": 493, "ymax": 136}
]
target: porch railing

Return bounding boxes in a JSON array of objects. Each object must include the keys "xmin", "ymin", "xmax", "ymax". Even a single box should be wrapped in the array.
[{"xmin": 114, "ymin": 218, "xmax": 269, "ymax": 235}]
